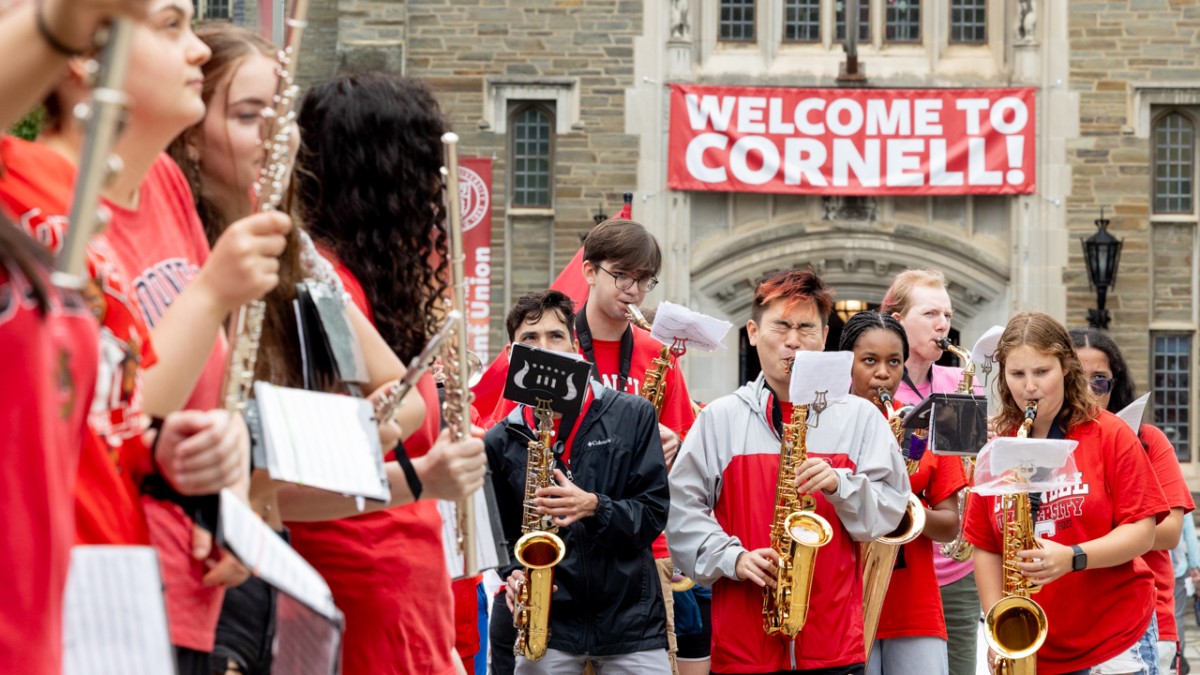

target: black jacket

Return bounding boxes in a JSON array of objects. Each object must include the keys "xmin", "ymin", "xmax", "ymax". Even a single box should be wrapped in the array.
[{"xmin": 486, "ymin": 382, "xmax": 670, "ymax": 657}]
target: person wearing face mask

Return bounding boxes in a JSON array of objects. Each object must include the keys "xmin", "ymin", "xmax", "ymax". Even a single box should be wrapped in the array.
[
  {"xmin": 486, "ymin": 289, "xmax": 671, "ymax": 674},
  {"xmin": 880, "ymin": 268, "xmax": 981, "ymax": 675},
  {"xmin": 839, "ymin": 311, "xmax": 966, "ymax": 675},
  {"xmin": 1069, "ymin": 327, "xmax": 1195, "ymax": 675},
  {"xmin": 667, "ymin": 269, "xmax": 909, "ymax": 675},
  {"xmin": 963, "ymin": 312, "xmax": 1168, "ymax": 675}
]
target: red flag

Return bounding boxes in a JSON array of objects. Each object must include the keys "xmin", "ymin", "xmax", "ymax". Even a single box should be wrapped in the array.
[
  {"xmin": 616, "ymin": 192, "xmax": 632, "ymax": 219},
  {"xmin": 471, "ymin": 246, "xmax": 590, "ymax": 425}
]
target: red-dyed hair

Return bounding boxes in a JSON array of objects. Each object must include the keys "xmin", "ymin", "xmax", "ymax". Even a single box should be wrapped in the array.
[{"xmin": 751, "ymin": 269, "xmax": 835, "ymax": 325}]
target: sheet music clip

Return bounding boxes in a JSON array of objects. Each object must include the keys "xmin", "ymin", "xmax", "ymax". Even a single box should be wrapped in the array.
[
  {"xmin": 972, "ymin": 437, "xmax": 1080, "ymax": 496},
  {"xmin": 902, "ymin": 393, "xmax": 988, "ymax": 457}
]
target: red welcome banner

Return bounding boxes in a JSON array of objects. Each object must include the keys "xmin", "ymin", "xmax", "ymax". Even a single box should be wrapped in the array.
[
  {"xmin": 668, "ymin": 84, "xmax": 1036, "ymax": 196},
  {"xmin": 458, "ymin": 158, "xmax": 493, "ymax": 362}
]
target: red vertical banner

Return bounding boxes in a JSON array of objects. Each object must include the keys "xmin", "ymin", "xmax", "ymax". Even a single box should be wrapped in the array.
[{"xmin": 457, "ymin": 158, "xmax": 493, "ymax": 363}]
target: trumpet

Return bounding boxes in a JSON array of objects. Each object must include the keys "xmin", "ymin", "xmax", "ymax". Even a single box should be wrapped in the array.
[{"xmin": 984, "ymin": 401, "xmax": 1047, "ymax": 675}]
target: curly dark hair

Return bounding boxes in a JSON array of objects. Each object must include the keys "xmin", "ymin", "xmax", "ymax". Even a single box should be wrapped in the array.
[
  {"xmin": 1067, "ymin": 327, "xmax": 1137, "ymax": 413},
  {"xmin": 0, "ymin": 218, "xmax": 51, "ymax": 312},
  {"xmin": 294, "ymin": 72, "xmax": 449, "ymax": 361}
]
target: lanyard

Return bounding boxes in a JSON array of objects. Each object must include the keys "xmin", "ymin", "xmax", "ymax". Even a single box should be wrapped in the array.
[
  {"xmin": 522, "ymin": 388, "xmax": 593, "ymax": 472},
  {"xmin": 901, "ymin": 365, "xmax": 934, "ymax": 400},
  {"xmin": 574, "ymin": 301, "xmax": 634, "ymax": 392}
]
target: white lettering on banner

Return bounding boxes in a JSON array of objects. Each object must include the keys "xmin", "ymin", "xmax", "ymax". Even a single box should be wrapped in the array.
[
  {"xmin": 670, "ymin": 85, "xmax": 1036, "ymax": 195},
  {"xmin": 685, "ymin": 95, "xmax": 735, "ymax": 131},
  {"xmin": 467, "ymin": 246, "xmax": 491, "ymax": 361},
  {"xmin": 687, "ymin": 133, "xmax": 728, "ymax": 183}
]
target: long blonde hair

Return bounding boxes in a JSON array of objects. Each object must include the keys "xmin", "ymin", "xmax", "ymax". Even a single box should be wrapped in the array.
[{"xmin": 993, "ymin": 312, "xmax": 1099, "ymax": 436}]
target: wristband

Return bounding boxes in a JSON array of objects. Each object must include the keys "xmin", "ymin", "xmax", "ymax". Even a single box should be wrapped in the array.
[
  {"xmin": 35, "ymin": 0, "xmax": 88, "ymax": 57},
  {"xmin": 394, "ymin": 442, "xmax": 423, "ymax": 501}
]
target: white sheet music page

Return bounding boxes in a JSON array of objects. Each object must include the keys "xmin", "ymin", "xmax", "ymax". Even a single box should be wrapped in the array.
[
  {"xmin": 439, "ymin": 489, "xmax": 501, "ymax": 578},
  {"xmin": 219, "ymin": 489, "xmax": 341, "ymax": 622},
  {"xmin": 1117, "ymin": 393, "xmax": 1152, "ymax": 433},
  {"xmin": 254, "ymin": 381, "xmax": 389, "ymax": 501},
  {"xmin": 649, "ymin": 301, "xmax": 733, "ymax": 352},
  {"xmin": 788, "ymin": 350, "xmax": 853, "ymax": 405},
  {"xmin": 63, "ymin": 546, "xmax": 175, "ymax": 675}
]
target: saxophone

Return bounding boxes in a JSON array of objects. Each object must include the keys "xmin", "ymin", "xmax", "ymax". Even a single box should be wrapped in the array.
[
  {"xmin": 764, "ymin": 367, "xmax": 834, "ymax": 638},
  {"xmin": 983, "ymin": 401, "xmax": 1047, "ymax": 675},
  {"xmin": 512, "ymin": 400, "xmax": 567, "ymax": 661},
  {"xmin": 938, "ymin": 336, "xmax": 979, "ymax": 562},
  {"xmin": 861, "ymin": 388, "xmax": 927, "ymax": 656},
  {"xmin": 440, "ymin": 132, "xmax": 478, "ymax": 575},
  {"xmin": 627, "ymin": 304, "xmax": 696, "ymax": 592}
]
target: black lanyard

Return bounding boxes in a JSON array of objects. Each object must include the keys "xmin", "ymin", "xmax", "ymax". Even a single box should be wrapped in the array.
[
  {"xmin": 901, "ymin": 365, "xmax": 934, "ymax": 400},
  {"xmin": 574, "ymin": 301, "xmax": 634, "ymax": 392},
  {"xmin": 1029, "ymin": 411, "xmax": 1070, "ymax": 521}
]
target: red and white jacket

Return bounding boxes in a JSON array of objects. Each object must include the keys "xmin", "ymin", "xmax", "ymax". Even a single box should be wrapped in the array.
[{"xmin": 667, "ymin": 374, "xmax": 911, "ymax": 673}]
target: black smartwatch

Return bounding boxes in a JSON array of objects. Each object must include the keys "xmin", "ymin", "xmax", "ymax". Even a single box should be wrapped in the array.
[{"xmin": 1070, "ymin": 544, "xmax": 1088, "ymax": 572}]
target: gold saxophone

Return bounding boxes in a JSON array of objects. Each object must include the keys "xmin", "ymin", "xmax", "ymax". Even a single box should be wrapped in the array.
[
  {"xmin": 938, "ymin": 336, "xmax": 978, "ymax": 562},
  {"xmin": 764, "ymin": 363, "xmax": 834, "ymax": 637},
  {"xmin": 983, "ymin": 401, "xmax": 1047, "ymax": 675},
  {"xmin": 627, "ymin": 304, "xmax": 696, "ymax": 592},
  {"xmin": 512, "ymin": 400, "xmax": 567, "ymax": 661},
  {"xmin": 861, "ymin": 388, "xmax": 927, "ymax": 656}
]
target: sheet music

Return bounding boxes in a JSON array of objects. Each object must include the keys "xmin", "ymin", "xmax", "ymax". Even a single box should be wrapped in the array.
[
  {"xmin": 254, "ymin": 381, "xmax": 389, "ymax": 501},
  {"xmin": 649, "ymin": 301, "xmax": 733, "ymax": 352},
  {"xmin": 271, "ymin": 593, "xmax": 342, "ymax": 675},
  {"xmin": 63, "ymin": 546, "xmax": 175, "ymax": 675},
  {"xmin": 969, "ymin": 325, "xmax": 1005, "ymax": 369},
  {"xmin": 440, "ymin": 486, "xmax": 506, "ymax": 578},
  {"xmin": 788, "ymin": 350, "xmax": 853, "ymax": 405},
  {"xmin": 974, "ymin": 438, "xmax": 1081, "ymax": 496},
  {"xmin": 219, "ymin": 490, "xmax": 341, "ymax": 622},
  {"xmin": 1117, "ymin": 392, "xmax": 1151, "ymax": 433}
]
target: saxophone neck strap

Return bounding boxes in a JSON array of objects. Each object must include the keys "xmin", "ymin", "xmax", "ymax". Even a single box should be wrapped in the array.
[
  {"xmin": 901, "ymin": 366, "xmax": 933, "ymax": 400},
  {"xmin": 1029, "ymin": 410, "xmax": 1070, "ymax": 520},
  {"xmin": 575, "ymin": 301, "xmax": 634, "ymax": 392}
]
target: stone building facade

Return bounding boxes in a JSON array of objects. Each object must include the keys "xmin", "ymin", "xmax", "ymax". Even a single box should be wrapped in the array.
[{"xmin": 206, "ymin": 0, "xmax": 1198, "ymax": 472}]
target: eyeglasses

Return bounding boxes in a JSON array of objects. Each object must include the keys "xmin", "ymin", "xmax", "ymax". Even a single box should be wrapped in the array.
[
  {"xmin": 597, "ymin": 264, "xmax": 658, "ymax": 292},
  {"xmin": 1089, "ymin": 376, "xmax": 1114, "ymax": 396}
]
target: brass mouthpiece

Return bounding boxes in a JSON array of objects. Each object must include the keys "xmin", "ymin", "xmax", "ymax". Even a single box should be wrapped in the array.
[
  {"xmin": 1023, "ymin": 400, "xmax": 1038, "ymax": 421},
  {"xmin": 626, "ymin": 304, "xmax": 652, "ymax": 331},
  {"xmin": 876, "ymin": 387, "xmax": 893, "ymax": 407},
  {"xmin": 784, "ymin": 357, "xmax": 796, "ymax": 375}
]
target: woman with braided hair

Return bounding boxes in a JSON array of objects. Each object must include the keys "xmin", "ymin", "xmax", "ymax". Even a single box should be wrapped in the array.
[{"xmin": 839, "ymin": 310, "xmax": 965, "ymax": 675}]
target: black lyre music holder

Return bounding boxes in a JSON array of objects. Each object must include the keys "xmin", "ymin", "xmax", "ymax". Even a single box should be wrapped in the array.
[
  {"xmin": 503, "ymin": 342, "xmax": 592, "ymax": 418},
  {"xmin": 903, "ymin": 393, "xmax": 988, "ymax": 457}
]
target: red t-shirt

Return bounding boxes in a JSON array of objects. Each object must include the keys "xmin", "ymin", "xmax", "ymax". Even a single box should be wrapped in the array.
[
  {"xmin": 0, "ymin": 138, "xmax": 154, "ymax": 548},
  {"xmin": 286, "ymin": 256, "xmax": 457, "ymax": 675},
  {"xmin": 1136, "ymin": 423, "xmax": 1195, "ymax": 642},
  {"xmin": 586, "ymin": 327, "xmax": 695, "ymax": 558},
  {"xmin": 0, "ymin": 139, "xmax": 226, "ymax": 651},
  {"xmin": 963, "ymin": 410, "xmax": 1168, "ymax": 674},
  {"xmin": 874, "ymin": 404, "xmax": 967, "ymax": 640},
  {"xmin": 0, "ymin": 259, "xmax": 97, "ymax": 675}
]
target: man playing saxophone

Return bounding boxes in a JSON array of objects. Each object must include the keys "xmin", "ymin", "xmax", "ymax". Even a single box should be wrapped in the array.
[
  {"xmin": 667, "ymin": 270, "xmax": 909, "ymax": 675},
  {"xmin": 486, "ymin": 290, "xmax": 671, "ymax": 674}
]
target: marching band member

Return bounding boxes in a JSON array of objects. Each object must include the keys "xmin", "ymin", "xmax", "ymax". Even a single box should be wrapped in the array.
[
  {"xmin": 964, "ymin": 312, "xmax": 1166, "ymax": 675},
  {"xmin": 292, "ymin": 71, "xmax": 486, "ymax": 675},
  {"xmin": 668, "ymin": 269, "xmax": 908, "ymax": 675},
  {"xmin": 0, "ymin": 2, "xmax": 280, "ymax": 669},
  {"xmin": 838, "ymin": 311, "xmax": 966, "ymax": 675},
  {"xmin": 879, "ymin": 268, "xmax": 979, "ymax": 675},
  {"xmin": 487, "ymin": 289, "xmax": 671, "ymax": 674},
  {"xmin": 1069, "ymin": 327, "xmax": 1195, "ymax": 673},
  {"xmin": 165, "ymin": 24, "xmax": 481, "ymax": 675},
  {"xmin": 576, "ymin": 216, "xmax": 696, "ymax": 672}
]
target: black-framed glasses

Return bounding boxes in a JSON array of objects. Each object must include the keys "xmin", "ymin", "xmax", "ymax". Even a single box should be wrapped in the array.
[
  {"xmin": 598, "ymin": 264, "xmax": 658, "ymax": 292},
  {"xmin": 1089, "ymin": 376, "xmax": 1114, "ymax": 396}
]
